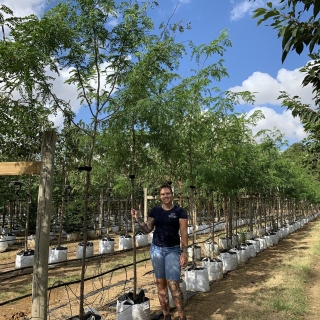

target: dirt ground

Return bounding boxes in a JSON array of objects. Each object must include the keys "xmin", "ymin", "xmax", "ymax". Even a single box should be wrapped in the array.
[{"xmin": 1, "ymin": 218, "xmax": 320, "ymax": 320}]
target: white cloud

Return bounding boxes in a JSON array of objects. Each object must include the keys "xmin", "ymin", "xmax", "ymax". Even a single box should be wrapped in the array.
[
  {"xmin": 1, "ymin": 0, "xmax": 46, "ymax": 17},
  {"xmin": 230, "ymin": 0, "xmax": 264, "ymax": 21},
  {"xmin": 108, "ymin": 18, "xmax": 119, "ymax": 27},
  {"xmin": 229, "ymin": 67, "xmax": 314, "ymax": 144},
  {"xmin": 46, "ymin": 66, "xmax": 80, "ymax": 128},
  {"xmin": 229, "ymin": 67, "xmax": 314, "ymax": 106},
  {"xmin": 247, "ymin": 106, "xmax": 307, "ymax": 143},
  {"xmin": 48, "ymin": 61, "xmax": 119, "ymax": 128}
]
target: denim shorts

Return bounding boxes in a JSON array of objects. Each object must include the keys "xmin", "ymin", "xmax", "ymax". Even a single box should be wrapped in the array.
[{"xmin": 150, "ymin": 244, "xmax": 181, "ymax": 280}]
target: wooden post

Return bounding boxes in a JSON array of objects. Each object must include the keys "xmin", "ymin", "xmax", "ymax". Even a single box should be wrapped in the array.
[
  {"xmin": 249, "ymin": 194, "xmax": 253, "ymax": 232},
  {"xmin": 31, "ymin": 130, "xmax": 56, "ymax": 320},
  {"xmin": 98, "ymin": 188, "xmax": 104, "ymax": 236},
  {"xmin": 189, "ymin": 186, "xmax": 196, "ymax": 263},
  {"xmin": 143, "ymin": 187, "xmax": 148, "ymax": 222},
  {"xmin": 227, "ymin": 196, "xmax": 232, "ymax": 249}
]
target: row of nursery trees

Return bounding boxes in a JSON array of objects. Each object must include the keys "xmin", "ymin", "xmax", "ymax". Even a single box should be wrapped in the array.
[
  {"xmin": 1, "ymin": 1, "xmax": 320, "ymax": 318},
  {"xmin": 1, "ymin": 1, "xmax": 320, "ymax": 219}
]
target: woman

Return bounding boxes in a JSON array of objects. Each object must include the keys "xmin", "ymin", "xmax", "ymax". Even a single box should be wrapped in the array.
[{"xmin": 131, "ymin": 184, "xmax": 188, "ymax": 320}]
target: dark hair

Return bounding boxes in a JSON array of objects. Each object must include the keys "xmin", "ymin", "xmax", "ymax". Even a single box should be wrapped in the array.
[{"xmin": 159, "ymin": 184, "xmax": 173, "ymax": 194}]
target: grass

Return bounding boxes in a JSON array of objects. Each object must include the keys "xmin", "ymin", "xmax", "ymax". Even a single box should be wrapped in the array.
[
  {"xmin": 312, "ymin": 230, "xmax": 320, "ymax": 256},
  {"xmin": 265, "ymin": 255, "xmax": 311, "ymax": 318},
  {"xmin": 0, "ymin": 281, "xmax": 33, "ymax": 302},
  {"xmin": 226, "ymin": 220, "xmax": 320, "ymax": 320}
]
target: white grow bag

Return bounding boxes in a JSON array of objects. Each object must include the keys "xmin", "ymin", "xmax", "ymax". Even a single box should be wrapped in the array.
[
  {"xmin": 66, "ymin": 308, "xmax": 102, "ymax": 320},
  {"xmin": 185, "ymin": 267, "xmax": 210, "ymax": 292},
  {"xmin": 15, "ymin": 249, "xmax": 34, "ymax": 269},
  {"xmin": 277, "ymin": 229, "xmax": 284, "ymax": 239},
  {"xmin": 5, "ymin": 234, "xmax": 16, "ymax": 246},
  {"xmin": 196, "ymin": 224, "xmax": 205, "ymax": 235},
  {"xmin": 270, "ymin": 232, "xmax": 279, "ymax": 245},
  {"xmin": 284, "ymin": 226, "xmax": 291, "ymax": 237},
  {"xmin": 258, "ymin": 237, "xmax": 267, "ymax": 251},
  {"xmin": 239, "ymin": 243, "xmax": 251, "ymax": 261},
  {"xmin": 202, "ymin": 257, "xmax": 223, "ymax": 281},
  {"xmin": 111, "ymin": 225, "xmax": 120, "ymax": 233},
  {"xmin": 196, "ymin": 224, "xmax": 210, "ymax": 235},
  {"xmin": 101, "ymin": 227, "xmax": 107, "ymax": 234},
  {"xmin": 245, "ymin": 242, "xmax": 256, "ymax": 258},
  {"xmin": 280, "ymin": 227, "xmax": 288, "ymax": 238},
  {"xmin": 247, "ymin": 239, "xmax": 260, "ymax": 254},
  {"xmin": 76, "ymin": 242, "xmax": 94, "ymax": 259},
  {"xmin": 135, "ymin": 232, "xmax": 148, "ymax": 247},
  {"xmin": 119, "ymin": 235, "xmax": 132, "ymax": 250},
  {"xmin": 204, "ymin": 240, "xmax": 219, "ymax": 257},
  {"xmin": 219, "ymin": 250, "xmax": 238, "ymax": 273},
  {"xmin": 49, "ymin": 246, "xmax": 68, "ymax": 264},
  {"xmin": 201, "ymin": 224, "xmax": 210, "ymax": 234},
  {"xmin": 0, "ymin": 236, "xmax": 8, "ymax": 252},
  {"xmin": 265, "ymin": 234, "xmax": 274, "ymax": 247},
  {"xmin": 188, "ymin": 244, "xmax": 201, "ymax": 262},
  {"xmin": 230, "ymin": 247, "xmax": 247, "ymax": 264},
  {"xmin": 99, "ymin": 238, "xmax": 115, "ymax": 254},
  {"xmin": 288, "ymin": 224, "xmax": 294, "ymax": 234},
  {"xmin": 116, "ymin": 293, "xmax": 150, "ymax": 320}
]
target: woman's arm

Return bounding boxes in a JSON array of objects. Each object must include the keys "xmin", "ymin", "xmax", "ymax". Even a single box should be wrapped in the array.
[
  {"xmin": 179, "ymin": 218, "xmax": 188, "ymax": 266},
  {"xmin": 131, "ymin": 209, "xmax": 155, "ymax": 234}
]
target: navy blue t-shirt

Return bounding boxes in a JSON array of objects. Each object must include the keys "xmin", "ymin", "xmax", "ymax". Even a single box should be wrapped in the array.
[{"xmin": 149, "ymin": 205, "xmax": 188, "ymax": 247}]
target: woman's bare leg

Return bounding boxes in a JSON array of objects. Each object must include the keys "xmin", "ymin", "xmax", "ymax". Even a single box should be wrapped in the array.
[
  {"xmin": 168, "ymin": 280, "xmax": 186, "ymax": 319},
  {"xmin": 156, "ymin": 278, "xmax": 171, "ymax": 317}
]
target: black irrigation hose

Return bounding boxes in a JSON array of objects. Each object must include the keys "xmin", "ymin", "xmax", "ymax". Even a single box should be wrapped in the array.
[
  {"xmin": 0, "ymin": 256, "xmax": 151, "ymax": 307},
  {"xmin": 1, "ymin": 215, "xmax": 318, "ymax": 315},
  {"xmin": 47, "ymin": 262, "xmax": 150, "ymax": 319},
  {"xmin": 0, "ymin": 243, "xmax": 151, "ymax": 280}
]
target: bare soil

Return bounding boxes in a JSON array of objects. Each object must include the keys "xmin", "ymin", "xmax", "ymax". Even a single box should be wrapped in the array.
[{"xmin": 1, "ymin": 218, "xmax": 320, "ymax": 320}]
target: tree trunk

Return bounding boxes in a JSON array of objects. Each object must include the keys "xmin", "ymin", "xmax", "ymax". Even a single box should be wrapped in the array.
[{"xmin": 31, "ymin": 130, "xmax": 56, "ymax": 320}]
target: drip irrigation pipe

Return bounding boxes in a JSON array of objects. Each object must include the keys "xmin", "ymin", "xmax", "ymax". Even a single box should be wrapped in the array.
[
  {"xmin": 0, "ymin": 256, "xmax": 150, "ymax": 307},
  {"xmin": 0, "ymin": 244, "xmax": 151, "ymax": 280}
]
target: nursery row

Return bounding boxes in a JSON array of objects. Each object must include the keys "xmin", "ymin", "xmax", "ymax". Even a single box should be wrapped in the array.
[{"xmin": 117, "ymin": 212, "xmax": 320, "ymax": 320}]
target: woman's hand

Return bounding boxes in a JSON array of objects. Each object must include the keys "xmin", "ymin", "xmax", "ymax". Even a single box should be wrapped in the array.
[
  {"xmin": 130, "ymin": 209, "xmax": 139, "ymax": 220},
  {"xmin": 180, "ymin": 252, "xmax": 188, "ymax": 267}
]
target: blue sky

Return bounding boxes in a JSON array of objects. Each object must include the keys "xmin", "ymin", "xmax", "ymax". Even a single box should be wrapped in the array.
[{"xmin": 3, "ymin": 0, "xmax": 314, "ymax": 146}]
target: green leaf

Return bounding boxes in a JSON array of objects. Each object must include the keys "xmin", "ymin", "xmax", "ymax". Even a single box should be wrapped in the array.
[
  {"xmin": 282, "ymin": 29, "xmax": 293, "ymax": 52},
  {"xmin": 263, "ymin": 9, "xmax": 279, "ymax": 20},
  {"xmin": 309, "ymin": 35, "xmax": 319, "ymax": 53},
  {"xmin": 314, "ymin": 0, "xmax": 320, "ymax": 18},
  {"xmin": 266, "ymin": 2, "xmax": 273, "ymax": 9},
  {"xmin": 252, "ymin": 8, "xmax": 267, "ymax": 19},
  {"xmin": 281, "ymin": 50, "xmax": 288, "ymax": 63},
  {"xmin": 295, "ymin": 41, "xmax": 304, "ymax": 55}
]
